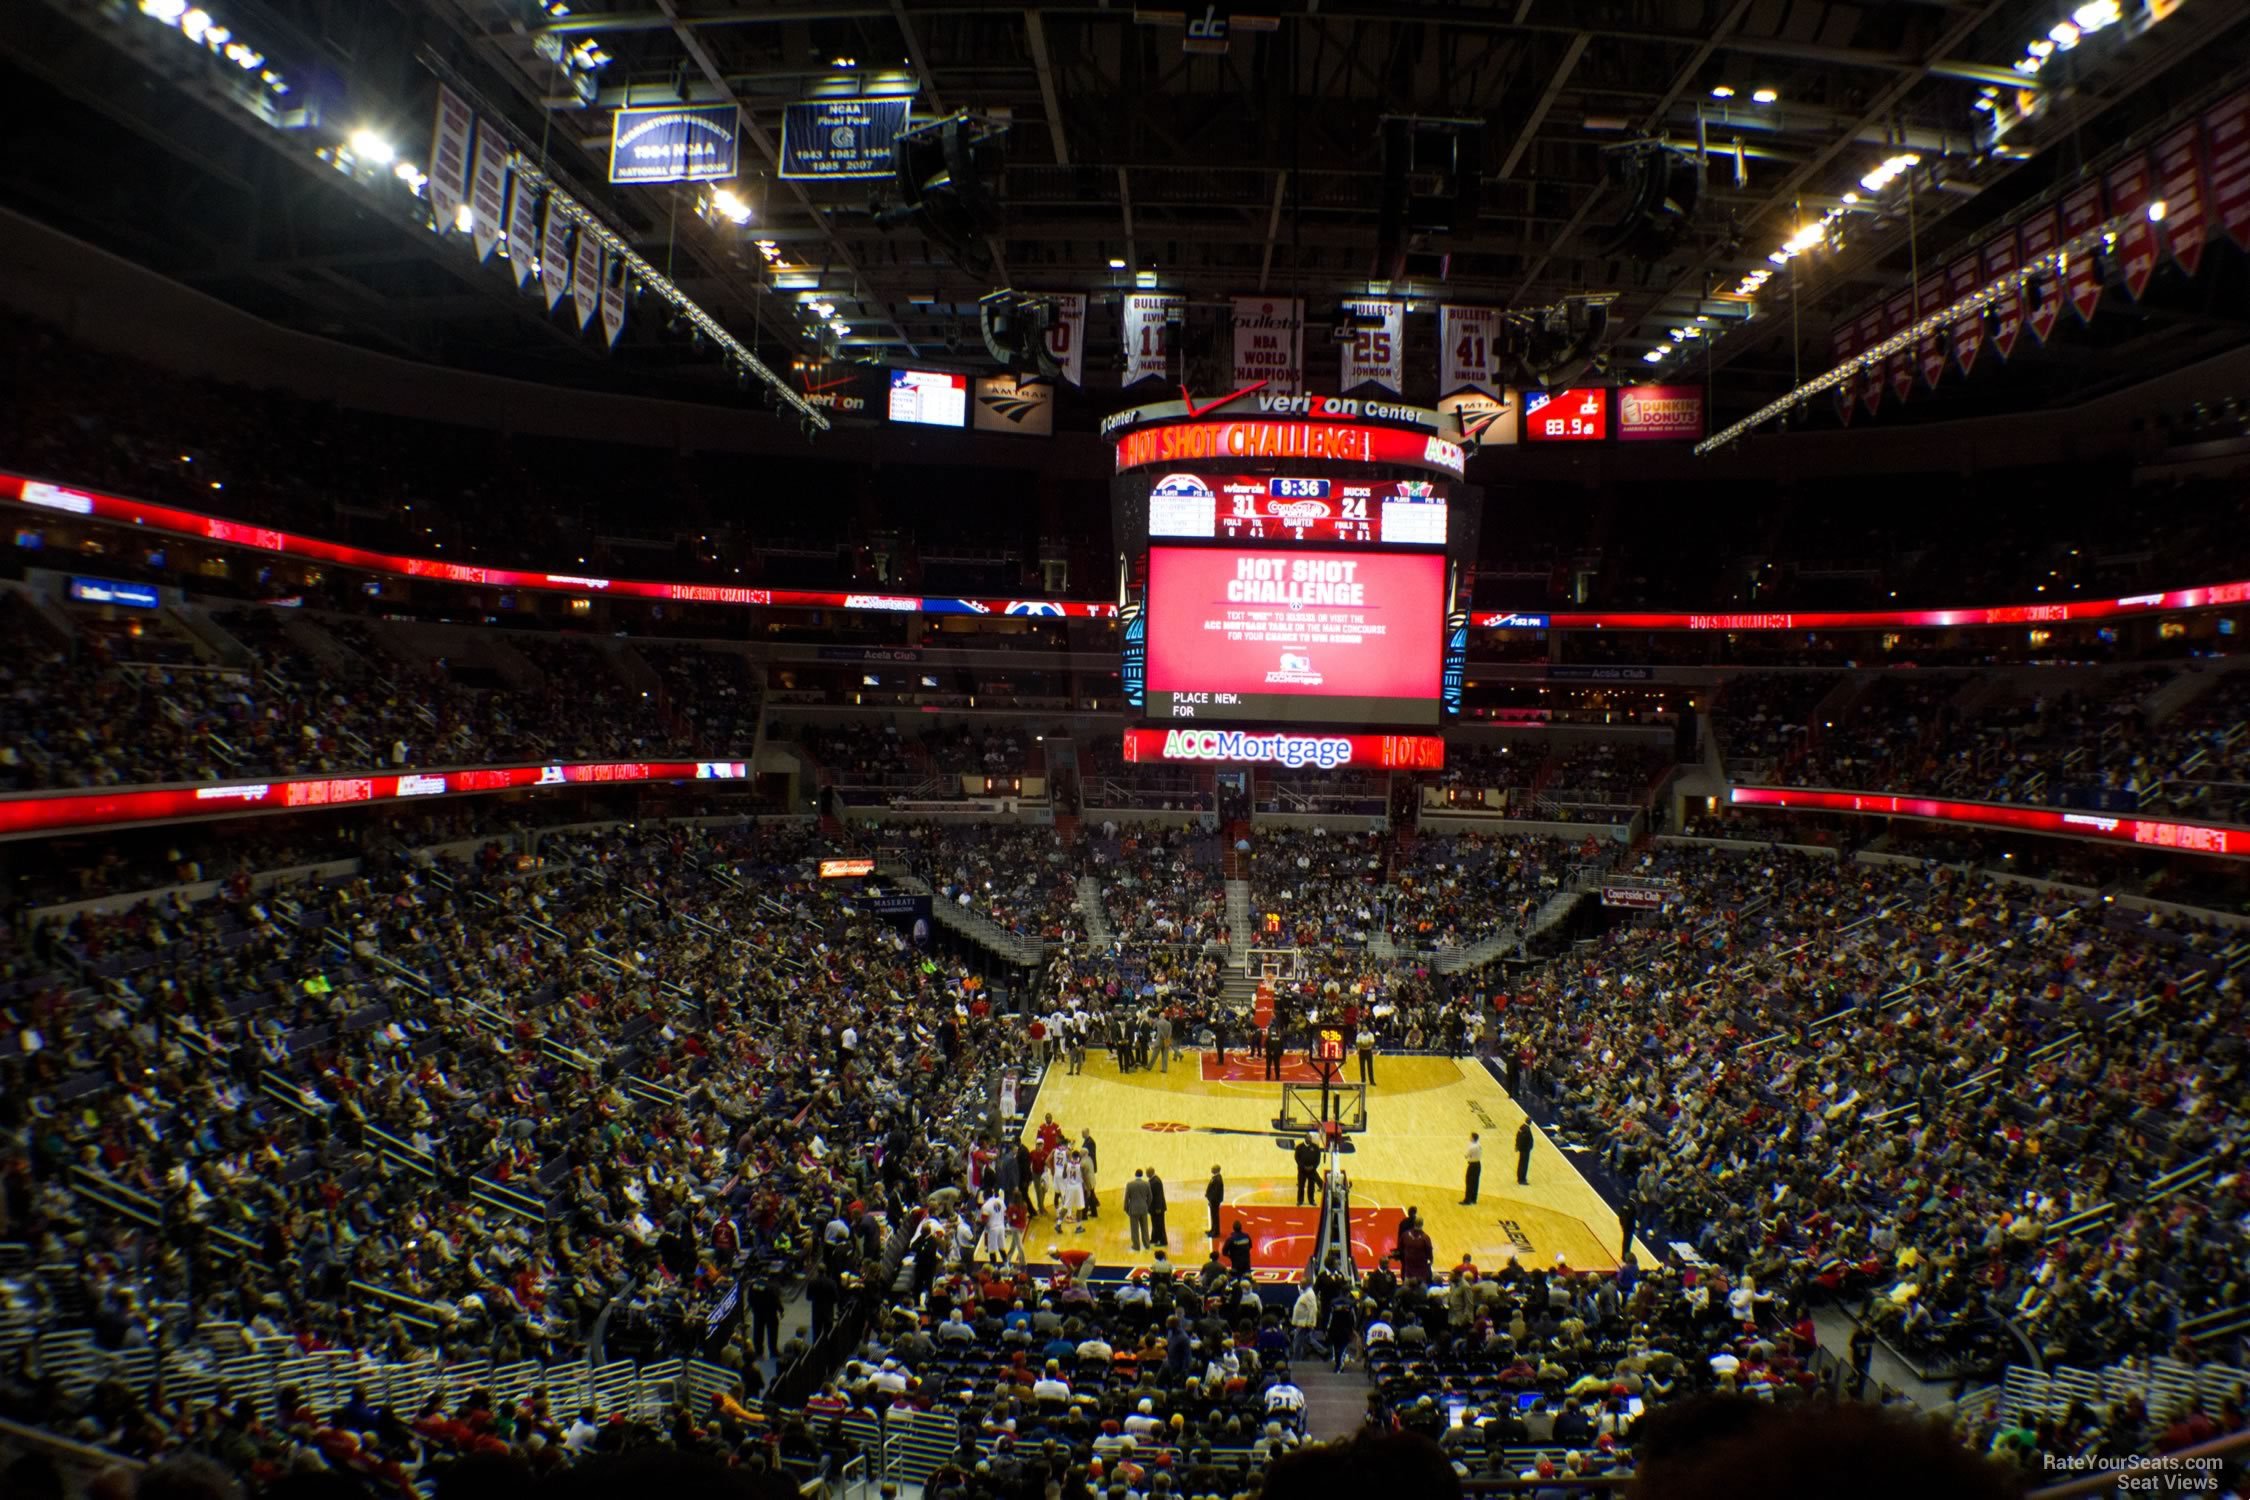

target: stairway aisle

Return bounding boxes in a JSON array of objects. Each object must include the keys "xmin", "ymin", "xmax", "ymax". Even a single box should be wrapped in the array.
[
  {"xmin": 1294, "ymin": 1365, "xmax": 1368, "ymax": 1442},
  {"xmin": 1075, "ymin": 874, "xmax": 1115, "ymax": 945}
]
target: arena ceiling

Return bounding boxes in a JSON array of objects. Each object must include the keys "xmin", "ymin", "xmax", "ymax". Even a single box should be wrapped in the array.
[{"xmin": 4, "ymin": 0, "xmax": 2248, "ymax": 426}]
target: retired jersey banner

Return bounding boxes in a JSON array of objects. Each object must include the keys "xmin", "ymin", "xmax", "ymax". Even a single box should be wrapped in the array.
[
  {"xmin": 1041, "ymin": 293, "xmax": 1086, "ymax": 386},
  {"xmin": 1122, "ymin": 294, "xmax": 1183, "ymax": 386},
  {"xmin": 1231, "ymin": 296, "xmax": 1304, "ymax": 396},
  {"xmin": 1337, "ymin": 300, "xmax": 1404, "ymax": 394},
  {"xmin": 1948, "ymin": 256, "xmax": 1985, "ymax": 376},
  {"xmin": 1857, "ymin": 307, "xmax": 1887, "ymax": 416},
  {"xmin": 1982, "ymin": 229, "xmax": 2021, "ymax": 360},
  {"xmin": 1615, "ymin": 385, "xmax": 1703, "ymax": 442},
  {"xmin": 572, "ymin": 224, "xmax": 602, "ymax": 331},
  {"xmin": 1885, "ymin": 292, "xmax": 1916, "ymax": 404},
  {"xmin": 1915, "ymin": 275, "xmax": 1947, "ymax": 389},
  {"xmin": 1439, "ymin": 305, "xmax": 1501, "ymax": 396},
  {"xmin": 2105, "ymin": 151, "xmax": 2157, "ymax": 300},
  {"xmin": 1831, "ymin": 320, "xmax": 1856, "ymax": 424},
  {"xmin": 2206, "ymin": 89, "xmax": 2250, "ymax": 250},
  {"xmin": 2060, "ymin": 181, "xmax": 2106, "ymax": 323},
  {"xmin": 505, "ymin": 172, "xmax": 539, "ymax": 287},
  {"xmin": 609, "ymin": 104, "xmax": 740, "ymax": 185},
  {"xmin": 973, "ymin": 373, "xmax": 1054, "ymax": 436},
  {"xmin": 2156, "ymin": 123, "xmax": 2208, "ymax": 276},
  {"xmin": 539, "ymin": 195, "xmax": 572, "ymax": 311},
  {"xmin": 428, "ymin": 85, "xmax": 474, "ymax": 234},
  {"xmin": 468, "ymin": 121, "xmax": 510, "ymax": 263},
  {"xmin": 599, "ymin": 253, "xmax": 627, "ymax": 348},
  {"xmin": 2019, "ymin": 205, "xmax": 2063, "ymax": 344}
]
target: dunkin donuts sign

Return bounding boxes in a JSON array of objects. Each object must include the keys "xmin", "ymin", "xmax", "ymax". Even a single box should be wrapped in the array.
[{"xmin": 1615, "ymin": 385, "xmax": 1705, "ymax": 442}]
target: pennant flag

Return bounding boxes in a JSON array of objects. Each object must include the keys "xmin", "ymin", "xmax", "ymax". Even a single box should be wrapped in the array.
[
  {"xmin": 1982, "ymin": 229, "xmax": 2021, "ymax": 361},
  {"xmin": 1948, "ymin": 256, "xmax": 1984, "ymax": 377},
  {"xmin": 1885, "ymin": 291, "xmax": 1915, "ymax": 405},
  {"xmin": 2205, "ymin": 88, "xmax": 2250, "ymax": 250},
  {"xmin": 2105, "ymin": 151, "xmax": 2156, "ymax": 300},
  {"xmin": 428, "ymin": 85, "xmax": 474, "ymax": 234},
  {"xmin": 1439, "ymin": 305, "xmax": 1501, "ymax": 396},
  {"xmin": 2155, "ymin": 122, "xmax": 2207, "ymax": 277},
  {"xmin": 539, "ymin": 194, "xmax": 572, "ymax": 311},
  {"xmin": 2019, "ymin": 206, "xmax": 2063, "ymax": 345},
  {"xmin": 2060, "ymin": 181, "xmax": 2106, "ymax": 323},
  {"xmin": 1915, "ymin": 275, "xmax": 1947, "ymax": 390},
  {"xmin": 600, "ymin": 253, "xmax": 628, "ymax": 348},
  {"xmin": 1337, "ymin": 299, "xmax": 1405, "ymax": 394},
  {"xmin": 505, "ymin": 170, "xmax": 539, "ymax": 287},
  {"xmin": 1040, "ymin": 293, "xmax": 1086, "ymax": 386},
  {"xmin": 1856, "ymin": 307, "xmax": 1887, "ymax": 417},
  {"xmin": 468, "ymin": 121, "xmax": 509, "ymax": 263},
  {"xmin": 1230, "ymin": 296, "xmax": 1304, "ymax": 396},
  {"xmin": 1831, "ymin": 319, "xmax": 1856, "ymax": 425},
  {"xmin": 1121, "ymin": 293, "xmax": 1183, "ymax": 385},
  {"xmin": 572, "ymin": 223, "xmax": 602, "ymax": 331}
]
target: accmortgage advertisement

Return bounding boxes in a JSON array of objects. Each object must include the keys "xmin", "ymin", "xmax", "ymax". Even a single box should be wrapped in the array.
[{"xmin": 1142, "ymin": 546, "xmax": 1445, "ymax": 727}]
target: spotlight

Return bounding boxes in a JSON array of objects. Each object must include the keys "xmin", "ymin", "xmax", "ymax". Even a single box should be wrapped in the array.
[{"xmin": 349, "ymin": 128, "xmax": 396, "ymax": 166}]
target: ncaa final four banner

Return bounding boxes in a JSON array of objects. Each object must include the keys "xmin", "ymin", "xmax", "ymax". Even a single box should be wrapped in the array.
[
  {"xmin": 428, "ymin": 85, "xmax": 474, "ymax": 234},
  {"xmin": 1041, "ymin": 292, "xmax": 1086, "ymax": 386},
  {"xmin": 1122, "ymin": 293, "xmax": 1183, "ymax": 385},
  {"xmin": 1336, "ymin": 299, "xmax": 1404, "ymax": 394},
  {"xmin": 1439, "ymin": 305, "xmax": 1500, "ymax": 395},
  {"xmin": 1231, "ymin": 296, "xmax": 1304, "ymax": 396}
]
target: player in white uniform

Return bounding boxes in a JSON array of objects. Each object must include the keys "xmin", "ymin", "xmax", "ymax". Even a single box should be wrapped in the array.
[
  {"xmin": 981, "ymin": 1190, "xmax": 1008, "ymax": 1262},
  {"xmin": 1056, "ymin": 1149, "xmax": 1087, "ymax": 1235}
]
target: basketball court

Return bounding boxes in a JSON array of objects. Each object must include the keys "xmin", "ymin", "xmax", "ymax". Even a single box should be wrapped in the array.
[{"xmin": 1020, "ymin": 1050, "xmax": 1650, "ymax": 1277}]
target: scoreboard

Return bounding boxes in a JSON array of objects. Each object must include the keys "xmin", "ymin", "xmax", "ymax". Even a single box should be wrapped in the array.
[{"xmin": 1148, "ymin": 473, "xmax": 1448, "ymax": 548}]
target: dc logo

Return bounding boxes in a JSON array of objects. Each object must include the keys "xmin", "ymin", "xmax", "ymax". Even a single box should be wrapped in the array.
[
  {"xmin": 1004, "ymin": 601, "xmax": 1064, "ymax": 617},
  {"xmin": 829, "ymin": 125, "xmax": 856, "ymax": 149},
  {"xmin": 1141, "ymin": 1121, "xmax": 1190, "ymax": 1133}
]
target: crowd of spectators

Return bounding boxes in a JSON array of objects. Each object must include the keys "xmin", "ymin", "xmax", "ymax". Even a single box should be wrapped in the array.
[
  {"xmin": 1383, "ymin": 834, "xmax": 1580, "ymax": 950},
  {"xmin": 1086, "ymin": 827, "xmax": 1228, "ymax": 948},
  {"xmin": 1245, "ymin": 832, "xmax": 1388, "ymax": 949},
  {"xmin": 893, "ymin": 826, "xmax": 1086, "ymax": 944}
]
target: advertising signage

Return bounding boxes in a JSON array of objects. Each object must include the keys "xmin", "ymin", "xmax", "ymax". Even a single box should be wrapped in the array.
[
  {"xmin": 1114, "ymin": 419, "xmax": 1465, "ymax": 477},
  {"xmin": 1121, "ymin": 728, "xmax": 1445, "ymax": 771},
  {"xmin": 0, "ymin": 759, "xmax": 750, "ymax": 840},
  {"xmin": 1615, "ymin": 385, "xmax": 1705, "ymax": 442},
  {"xmin": 1521, "ymin": 388, "xmax": 1607, "ymax": 442},
  {"xmin": 1728, "ymin": 786, "xmax": 2249, "ymax": 859}
]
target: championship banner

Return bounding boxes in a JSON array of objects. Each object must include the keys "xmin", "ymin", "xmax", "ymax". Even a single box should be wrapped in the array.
[
  {"xmin": 504, "ymin": 171, "xmax": 539, "ymax": 287},
  {"xmin": 1439, "ymin": 305, "xmax": 1500, "ymax": 395},
  {"xmin": 2205, "ymin": 88, "xmax": 2250, "ymax": 250},
  {"xmin": 778, "ymin": 98, "xmax": 911, "ymax": 180},
  {"xmin": 428, "ymin": 85, "xmax": 474, "ymax": 233},
  {"xmin": 1831, "ymin": 321, "xmax": 1856, "ymax": 424},
  {"xmin": 468, "ymin": 121, "xmax": 510, "ymax": 263},
  {"xmin": 1615, "ymin": 385, "xmax": 1704, "ymax": 442},
  {"xmin": 2105, "ymin": 150, "xmax": 2157, "ymax": 300},
  {"xmin": 1122, "ymin": 293, "xmax": 1183, "ymax": 385},
  {"xmin": 2019, "ymin": 205, "xmax": 2063, "ymax": 344},
  {"xmin": 572, "ymin": 223, "xmax": 602, "ymax": 331},
  {"xmin": 1856, "ymin": 307, "xmax": 1887, "ymax": 417},
  {"xmin": 1916, "ymin": 275, "xmax": 1947, "ymax": 389},
  {"xmin": 1041, "ymin": 292, "xmax": 1086, "ymax": 386},
  {"xmin": 2060, "ymin": 181, "xmax": 2106, "ymax": 323},
  {"xmin": 1982, "ymin": 229, "xmax": 2021, "ymax": 360},
  {"xmin": 1231, "ymin": 296, "xmax": 1304, "ymax": 397},
  {"xmin": 1948, "ymin": 256, "xmax": 1985, "ymax": 376},
  {"xmin": 1885, "ymin": 290, "xmax": 1916, "ymax": 404},
  {"xmin": 973, "ymin": 373, "xmax": 1054, "ymax": 436},
  {"xmin": 2155, "ymin": 122, "xmax": 2208, "ymax": 276},
  {"xmin": 599, "ymin": 252, "xmax": 627, "ymax": 348},
  {"xmin": 1337, "ymin": 299, "xmax": 1405, "ymax": 393},
  {"xmin": 538, "ymin": 194, "xmax": 572, "ymax": 311},
  {"xmin": 608, "ymin": 104, "xmax": 740, "ymax": 185}
]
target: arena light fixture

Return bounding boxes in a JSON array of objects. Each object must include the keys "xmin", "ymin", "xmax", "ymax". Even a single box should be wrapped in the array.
[
  {"xmin": 1751, "ymin": 87, "xmax": 1778, "ymax": 104},
  {"xmin": 348, "ymin": 128, "xmax": 396, "ymax": 166},
  {"xmin": 708, "ymin": 187, "xmax": 753, "ymax": 225},
  {"xmin": 1709, "ymin": 85, "xmax": 1735, "ymax": 99}
]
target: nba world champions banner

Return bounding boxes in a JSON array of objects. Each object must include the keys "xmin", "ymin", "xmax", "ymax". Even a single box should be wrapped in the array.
[{"xmin": 1231, "ymin": 296, "xmax": 1304, "ymax": 396}]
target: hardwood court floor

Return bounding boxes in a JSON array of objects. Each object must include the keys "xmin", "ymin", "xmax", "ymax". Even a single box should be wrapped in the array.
[{"xmin": 1020, "ymin": 1051, "xmax": 1649, "ymax": 1276}]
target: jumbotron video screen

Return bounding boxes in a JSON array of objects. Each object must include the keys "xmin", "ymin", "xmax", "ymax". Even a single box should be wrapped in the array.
[{"xmin": 1142, "ymin": 544, "xmax": 1446, "ymax": 727}]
